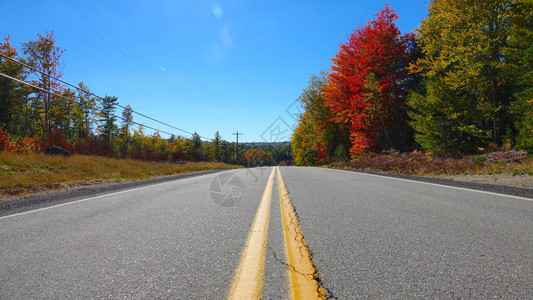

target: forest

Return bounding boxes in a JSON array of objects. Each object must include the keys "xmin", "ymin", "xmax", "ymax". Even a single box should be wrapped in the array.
[
  {"xmin": 292, "ymin": 1, "xmax": 532, "ymax": 166},
  {"xmin": 1, "ymin": 0, "xmax": 531, "ymax": 169},
  {"xmin": 0, "ymin": 32, "xmax": 291, "ymax": 166}
]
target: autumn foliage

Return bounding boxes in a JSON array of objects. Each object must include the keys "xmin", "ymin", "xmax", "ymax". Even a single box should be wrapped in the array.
[
  {"xmin": 335, "ymin": 150, "xmax": 530, "ymax": 176},
  {"xmin": 244, "ymin": 148, "xmax": 276, "ymax": 167},
  {"xmin": 291, "ymin": 72, "xmax": 349, "ymax": 165},
  {"xmin": 0, "ymin": 127, "xmax": 13, "ymax": 151},
  {"xmin": 0, "ymin": 32, "xmax": 251, "ymax": 164},
  {"xmin": 293, "ymin": 2, "xmax": 531, "ymax": 166},
  {"xmin": 323, "ymin": 5, "xmax": 416, "ymax": 156}
]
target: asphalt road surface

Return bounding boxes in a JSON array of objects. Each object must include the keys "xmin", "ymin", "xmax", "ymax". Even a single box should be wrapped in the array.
[{"xmin": 1, "ymin": 167, "xmax": 532, "ymax": 299}]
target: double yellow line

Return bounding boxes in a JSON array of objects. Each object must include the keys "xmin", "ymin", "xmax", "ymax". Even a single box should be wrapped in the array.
[{"xmin": 228, "ymin": 167, "xmax": 325, "ymax": 300}]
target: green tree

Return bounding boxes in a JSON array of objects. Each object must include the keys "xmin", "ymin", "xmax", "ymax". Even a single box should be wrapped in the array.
[
  {"xmin": 190, "ymin": 132, "xmax": 203, "ymax": 161},
  {"xmin": 332, "ymin": 144, "xmax": 348, "ymax": 163},
  {"xmin": 99, "ymin": 95, "xmax": 118, "ymax": 154},
  {"xmin": 508, "ymin": 0, "xmax": 533, "ymax": 150},
  {"xmin": 212, "ymin": 131, "xmax": 222, "ymax": 162},
  {"xmin": 408, "ymin": 80, "xmax": 487, "ymax": 155},
  {"xmin": 220, "ymin": 140, "xmax": 233, "ymax": 164},
  {"xmin": 121, "ymin": 105, "xmax": 133, "ymax": 136},
  {"xmin": 292, "ymin": 113, "xmax": 319, "ymax": 166},
  {"xmin": 271, "ymin": 143, "xmax": 293, "ymax": 165},
  {"xmin": 0, "ymin": 35, "xmax": 29, "ymax": 137},
  {"xmin": 21, "ymin": 31, "xmax": 65, "ymax": 136},
  {"xmin": 118, "ymin": 104, "xmax": 133, "ymax": 157},
  {"xmin": 292, "ymin": 72, "xmax": 348, "ymax": 165},
  {"xmin": 300, "ymin": 72, "xmax": 347, "ymax": 162},
  {"xmin": 410, "ymin": 0, "xmax": 518, "ymax": 155},
  {"xmin": 73, "ymin": 82, "xmax": 98, "ymax": 139},
  {"xmin": 54, "ymin": 88, "xmax": 76, "ymax": 139}
]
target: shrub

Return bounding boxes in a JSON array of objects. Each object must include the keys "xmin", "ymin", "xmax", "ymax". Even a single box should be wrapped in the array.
[
  {"xmin": 0, "ymin": 127, "xmax": 14, "ymax": 151},
  {"xmin": 333, "ymin": 149, "xmax": 530, "ymax": 176},
  {"xmin": 13, "ymin": 136, "xmax": 44, "ymax": 154},
  {"xmin": 483, "ymin": 150, "xmax": 528, "ymax": 164},
  {"xmin": 332, "ymin": 144, "xmax": 349, "ymax": 163},
  {"xmin": 472, "ymin": 155, "xmax": 486, "ymax": 167},
  {"xmin": 46, "ymin": 130, "xmax": 72, "ymax": 152},
  {"xmin": 72, "ymin": 137, "xmax": 109, "ymax": 156}
]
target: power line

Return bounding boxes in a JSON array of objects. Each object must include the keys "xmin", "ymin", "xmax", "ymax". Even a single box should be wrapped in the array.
[
  {"xmin": 0, "ymin": 53, "xmax": 213, "ymax": 139},
  {"xmin": 0, "ymin": 70, "xmax": 236, "ymax": 148},
  {"xmin": 0, "ymin": 71, "xmax": 173, "ymax": 136},
  {"xmin": 0, "ymin": 1, "xmax": 240, "ymax": 147},
  {"xmin": 54, "ymin": 0, "xmax": 229, "ymax": 128},
  {"xmin": 57, "ymin": 0, "xmax": 228, "ymax": 132},
  {"xmin": 2, "ymin": 0, "xmax": 224, "ymax": 136}
]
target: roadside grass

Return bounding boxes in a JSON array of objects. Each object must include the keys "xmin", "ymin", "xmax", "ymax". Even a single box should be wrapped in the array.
[
  {"xmin": 330, "ymin": 150, "xmax": 533, "ymax": 177},
  {"xmin": 0, "ymin": 152, "xmax": 241, "ymax": 197}
]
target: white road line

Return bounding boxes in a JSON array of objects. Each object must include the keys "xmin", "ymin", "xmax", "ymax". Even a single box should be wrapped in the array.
[
  {"xmin": 335, "ymin": 169, "xmax": 533, "ymax": 201},
  {"xmin": 0, "ymin": 169, "xmax": 235, "ymax": 221}
]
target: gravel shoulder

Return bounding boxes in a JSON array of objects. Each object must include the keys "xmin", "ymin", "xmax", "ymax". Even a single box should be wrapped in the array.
[
  {"xmin": 340, "ymin": 169, "xmax": 533, "ymax": 199},
  {"xmin": 438, "ymin": 173, "xmax": 532, "ymax": 189}
]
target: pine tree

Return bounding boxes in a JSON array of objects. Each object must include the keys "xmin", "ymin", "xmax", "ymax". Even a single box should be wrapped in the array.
[
  {"xmin": 0, "ymin": 35, "xmax": 29, "ymax": 136},
  {"xmin": 191, "ymin": 132, "xmax": 203, "ymax": 161},
  {"xmin": 213, "ymin": 131, "xmax": 222, "ymax": 162},
  {"xmin": 99, "ymin": 96, "xmax": 118, "ymax": 154}
]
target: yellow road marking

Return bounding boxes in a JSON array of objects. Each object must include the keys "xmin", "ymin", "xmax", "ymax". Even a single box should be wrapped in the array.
[
  {"xmin": 276, "ymin": 167, "xmax": 325, "ymax": 300},
  {"xmin": 228, "ymin": 167, "xmax": 276, "ymax": 300}
]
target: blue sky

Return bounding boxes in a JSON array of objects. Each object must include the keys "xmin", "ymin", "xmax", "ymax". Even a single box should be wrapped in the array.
[{"xmin": 1, "ymin": 0, "xmax": 429, "ymax": 142}]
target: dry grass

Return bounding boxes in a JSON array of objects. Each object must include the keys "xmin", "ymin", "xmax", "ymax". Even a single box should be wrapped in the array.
[
  {"xmin": 331, "ymin": 150, "xmax": 533, "ymax": 177},
  {"xmin": 0, "ymin": 152, "xmax": 241, "ymax": 197}
]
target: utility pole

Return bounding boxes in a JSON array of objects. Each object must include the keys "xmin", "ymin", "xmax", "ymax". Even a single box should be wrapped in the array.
[{"xmin": 232, "ymin": 131, "xmax": 243, "ymax": 163}]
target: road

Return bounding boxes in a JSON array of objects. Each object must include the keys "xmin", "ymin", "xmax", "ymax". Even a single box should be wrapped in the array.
[{"xmin": 1, "ymin": 167, "xmax": 532, "ymax": 299}]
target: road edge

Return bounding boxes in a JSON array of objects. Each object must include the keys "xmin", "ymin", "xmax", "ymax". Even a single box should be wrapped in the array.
[
  {"xmin": 0, "ymin": 169, "xmax": 230, "ymax": 216},
  {"xmin": 334, "ymin": 168, "xmax": 533, "ymax": 199}
]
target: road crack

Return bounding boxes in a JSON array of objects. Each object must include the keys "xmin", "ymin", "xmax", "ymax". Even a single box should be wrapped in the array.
[{"xmin": 276, "ymin": 184, "xmax": 338, "ymax": 300}]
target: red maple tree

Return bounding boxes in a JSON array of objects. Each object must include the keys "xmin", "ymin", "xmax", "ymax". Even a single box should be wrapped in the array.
[{"xmin": 323, "ymin": 4, "xmax": 416, "ymax": 156}]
